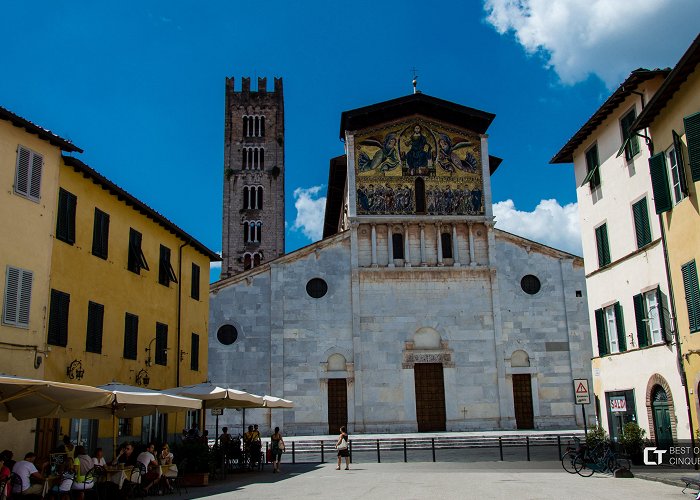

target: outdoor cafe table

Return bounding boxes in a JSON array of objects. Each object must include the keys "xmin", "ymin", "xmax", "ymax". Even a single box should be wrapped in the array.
[{"xmin": 104, "ymin": 466, "xmax": 133, "ymax": 489}]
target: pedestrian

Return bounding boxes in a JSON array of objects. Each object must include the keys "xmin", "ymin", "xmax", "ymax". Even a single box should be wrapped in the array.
[
  {"xmin": 270, "ymin": 427, "xmax": 285, "ymax": 473},
  {"xmin": 335, "ymin": 426, "xmax": 349, "ymax": 470}
]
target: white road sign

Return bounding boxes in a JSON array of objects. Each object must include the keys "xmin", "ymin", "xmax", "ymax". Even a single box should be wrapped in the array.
[{"xmin": 573, "ymin": 378, "xmax": 590, "ymax": 405}]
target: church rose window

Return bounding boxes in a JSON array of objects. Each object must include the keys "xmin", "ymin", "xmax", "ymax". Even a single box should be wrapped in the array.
[
  {"xmin": 217, "ymin": 325, "xmax": 238, "ymax": 345},
  {"xmin": 521, "ymin": 275, "xmax": 541, "ymax": 295},
  {"xmin": 306, "ymin": 278, "xmax": 328, "ymax": 298}
]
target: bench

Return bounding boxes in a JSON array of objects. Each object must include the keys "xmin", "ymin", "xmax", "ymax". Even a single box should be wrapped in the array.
[{"xmin": 681, "ymin": 476, "xmax": 700, "ymax": 494}]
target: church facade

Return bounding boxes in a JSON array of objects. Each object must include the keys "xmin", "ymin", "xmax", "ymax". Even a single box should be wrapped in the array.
[{"xmin": 209, "ymin": 92, "xmax": 593, "ymax": 435}]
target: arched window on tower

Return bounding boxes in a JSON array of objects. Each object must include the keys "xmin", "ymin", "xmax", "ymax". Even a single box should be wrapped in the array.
[
  {"xmin": 250, "ymin": 186, "xmax": 256, "ymax": 210},
  {"xmin": 256, "ymin": 221, "xmax": 262, "ymax": 243},
  {"xmin": 254, "ymin": 116, "xmax": 260, "ymax": 137},
  {"xmin": 260, "ymin": 116, "xmax": 265, "ymax": 137},
  {"xmin": 248, "ymin": 116, "xmax": 254, "ymax": 137},
  {"xmin": 260, "ymin": 147, "xmax": 265, "ymax": 169},
  {"xmin": 392, "ymin": 233, "xmax": 404, "ymax": 260},
  {"xmin": 242, "ymin": 149, "xmax": 247, "ymax": 170},
  {"xmin": 253, "ymin": 253, "xmax": 261, "ymax": 267},
  {"xmin": 441, "ymin": 232, "xmax": 452, "ymax": 259},
  {"xmin": 243, "ymin": 253, "xmax": 252, "ymax": 270},
  {"xmin": 257, "ymin": 186, "xmax": 263, "ymax": 210},
  {"xmin": 242, "ymin": 186, "xmax": 249, "ymax": 209},
  {"xmin": 242, "ymin": 116, "xmax": 248, "ymax": 137},
  {"xmin": 415, "ymin": 178, "xmax": 426, "ymax": 214},
  {"xmin": 243, "ymin": 222, "xmax": 249, "ymax": 243},
  {"xmin": 248, "ymin": 148, "xmax": 253, "ymax": 169},
  {"xmin": 253, "ymin": 148, "xmax": 259, "ymax": 170}
]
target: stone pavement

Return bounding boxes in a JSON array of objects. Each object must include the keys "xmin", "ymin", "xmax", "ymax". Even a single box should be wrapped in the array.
[{"xmin": 181, "ymin": 461, "xmax": 694, "ymax": 499}]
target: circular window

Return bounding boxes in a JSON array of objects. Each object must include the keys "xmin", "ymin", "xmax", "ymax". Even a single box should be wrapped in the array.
[
  {"xmin": 306, "ymin": 278, "xmax": 328, "ymax": 298},
  {"xmin": 521, "ymin": 275, "xmax": 541, "ymax": 295},
  {"xmin": 217, "ymin": 325, "xmax": 238, "ymax": 345}
]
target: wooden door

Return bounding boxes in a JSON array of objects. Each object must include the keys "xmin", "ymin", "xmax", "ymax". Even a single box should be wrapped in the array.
[
  {"xmin": 653, "ymin": 403, "xmax": 673, "ymax": 448},
  {"xmin": 414, "ymin": 363, "xmax": 446, "ymax": 432},
  {"xmin": 35, "ymin": 418, "xmax": 58, "ymax": 462},
  {"xmin": 328, "ymin": 379, "xmax": 347, "ymax": 435},
  {"xmin": 512, "ymin": 374, "xmax": 534, "ymax": 429}
]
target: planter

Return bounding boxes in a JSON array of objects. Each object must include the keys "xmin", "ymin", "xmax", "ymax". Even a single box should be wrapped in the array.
[{"xmin": 183, "ymin": 472, "xmax": 209, "ymax": 487}]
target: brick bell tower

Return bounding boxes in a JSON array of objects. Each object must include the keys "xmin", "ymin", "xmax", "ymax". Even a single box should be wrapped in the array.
[{"xmin": 221, "ymin": 76, "xmax": 285, "ymax": 278}]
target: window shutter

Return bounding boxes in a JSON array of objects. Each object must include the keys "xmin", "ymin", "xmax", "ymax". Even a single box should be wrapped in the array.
[
  {"xmin": 128, "ymin": 229, "xmax": 149, "ymax": 273},
  {"xmin": 191, "ymin": 333, "xmax": 200, "ymax": 371},
  {"xmin": 15, "ymin": 146, "xmax": 30, "ymax": 196},
  {"xmin": 2, "ymin": 267, "xmax": 30, "ymax": 328},
  {"xmin": 656, "ymin": 286, "xmax": 670, "ymax": 342},
  {"xmin": 92, "ymin": 209, "xmax": 110, "ymax": 259},
  {"xmin": 585, "ymin": 145, "xmax": 601, "ymax": 189},
  {"xmin": 674, "ymin": 130, "xmax": 689, "ymax": 194},
  {"xmin": 86, "ymin": 301, "xmax": 104, "ymax": 354},
  {"xmin": 155, "ymin": 323, "xmax": 168, "ymax": 366},
  {"xmin": 633, "ymin": 294, "xmax": 648, "ymax": 348},
  {"xmin": 684, "ymin": 112, "xmax": 700, "ymax": 182},
  {"xmin": 48, "ymin": 289, "xmax": 70, "ymax": 347},
  {"xmin": 191, "ymin": 263, "xmax": 200, "ymax": 300},
  {"xmin": 614, "ymin": 302, "xmax": 626, "ymax": 352},
  {"xmin": 56, "ymin": 189, "xmax": 77, "ymax": 244},
  {"xmin": 28, "ymin": 152, "xmax": 43, "ymax": 200},
  {"xmin": 595, "ymin": 308, "xmax": 608, "ymax": 356},
  {"xmin": 632, "ymin": 198, "xmax": 652, "ymax": 248},
  {"xmin": 649, "ymin": 153, "xmax": 672, "ymax": 213},
  {"xmin": 123, "ymin": 313, "xmax": 138, "ymax": 359},
  {"xmin": 682, "ymin": 260, "xmax": 700, "ymax": 333},
  {"xmin": 595, "ymin": 224, "xmax": 610, "ymax": 267}
]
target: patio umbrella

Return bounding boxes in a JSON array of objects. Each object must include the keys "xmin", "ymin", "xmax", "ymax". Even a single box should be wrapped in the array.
[
  {"xmin": 262, "ymin": 395, "xmax": 294, "ymax": 408},
  {"xmin": 0, "ymin": 374, "xmax": 113, "ymax": 421},
  {"xmin": 163, "ymin": 382, "xmax": 265, "ymax": 409}
]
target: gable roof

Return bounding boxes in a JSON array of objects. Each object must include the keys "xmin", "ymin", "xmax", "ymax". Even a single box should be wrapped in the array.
[
  {"xmin": 550, "ymin": 69, "xmax": 670, "ymax": 164},
  {"xmin": 494, "ymin": 228, "xmax": 584, "ymax": 265},
  {"xmin": 0, "ymin": 105, "xmax": 82, "ymax": 153},
  {"xmin": 633, "ymin": 33, "xmax": 700, "ymax": 131},
  {"xmin": 62, "ymin": 156, "xmax": 220, "ymax": 261},
  {"xmin": 340, "ymin": 92, "xmax": 495, "ymax": 139}
]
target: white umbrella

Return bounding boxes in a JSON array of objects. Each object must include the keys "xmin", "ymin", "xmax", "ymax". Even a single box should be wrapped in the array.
[
  {"xmin": 164, "ymin": 382, "xmax": 264, "ymax": 409},
  {"xmin": 0, "ymin": 374, "xmax": 113, "ymax": 421},
  {"xmin": 262, "ymin": 395, "xmax": 294, "ymax": 408}
]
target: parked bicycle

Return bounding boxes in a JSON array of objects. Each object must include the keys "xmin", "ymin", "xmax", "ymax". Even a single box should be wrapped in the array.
[{"xmin": 573, "ymin": 440, "xmax": 631, "ymax": 477}]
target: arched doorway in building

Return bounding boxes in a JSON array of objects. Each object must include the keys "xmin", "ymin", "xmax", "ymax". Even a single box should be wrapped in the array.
[
  {"xmin": 327, "ymin": 354, "xmax": 348, "ymax": 434},
  {"xmin": 652, "ymin": 385, "xmax": 672, "ymax": 447},
  {"xmin": 411, "ymin": 328, "xmax": 447, "ymax": 432},
  {"xmin": 511, "ymin": 350, "xmax": 534, "ymax": 429}
]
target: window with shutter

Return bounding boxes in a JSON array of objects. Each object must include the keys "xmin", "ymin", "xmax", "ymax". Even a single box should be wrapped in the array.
[
  {"xmin": 155, "ymin": 323, "xmax": 168, "ymax": 366},
  {"xmin": 14, "ymin": 146, "xmax": 43, "ymax": 202},
  {"xmin": 2, "ymin": 266, "xmax": 32, "ymax": 328},
  {"xmin": 582, "ymin": 144, "xmax": 601, "ymax": 189},
  {"xmin": 91, "ymin": 208, "xmax": 110, "ymax": 259},
  {"xmin": 644, "ymin": 289, "xmax": 663, "ymax": 344},
  {"xmin": 614, "ymin": 302, "xmax": 626, "ymax": 352},
  {"xmin": 191, "ymin": 333, "xmax": 200, "ymax": 371},
  {"xmin": 633, "ymin": 294, "xmax": 648, "ymax": 348},
  {"xmin": 604, "ymin": 305, "xmax": 620, "ymax": 354},
  {"xmin": 595, "ymin": 308, "xmax": 608, "ymax": 356},
  {"xmin": 673, "ymin": 130, "xmax": 689, "ymax": 195},
  {"xmin": 158, "ymin": 245, "xmax": 178, "ymax": 286},
  {"xmin": 128, "ymin": 229, "xmax": 149, "ymax": 274},
  {"xmin": 85, "ymin": 301, "xmax": 104, "ymax": 354},
  {"xmin": 620, "ymin": 109, "xmax": 640, "ymax": 161},
  {"xmin": 648, "ymin": 153, "xmax": 672, "ymax": 213},
  {"xmin": 47, "ymin": 289, "xmax": 70, "ymax": 347},
  {"xmin": 684, "ymin": 112, "xmax": 700, "ymax": 182},
  {"xmin": 123, "ymin": 313, "xmax": 138, "ymax": 359},
  {"xmin": 191, "ymin": 263, "xmax": 200, "ymax": 300},
  {"xmin": 595, "ymin": 223, "xmax": 611, "ymax": 267},
  {"xmin": 666, "ymin": 145, "xmax": 686, "ymax": 205},
  {"xmin": 681, "ymin": 260, "xmax": 700, "ymax": 333},
  {"xmin": 632, "ymin": 198, "xmax": 652, "ymax": 248},
  {"xmin": 56, "ymin": 188, "xmax": 77, "ymax": 245}
]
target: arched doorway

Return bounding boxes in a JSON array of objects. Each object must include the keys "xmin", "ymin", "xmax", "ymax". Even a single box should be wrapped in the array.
[
  {"xmin": 327, "ymin": 354, "xmax": 348, "ymax": 434},
  {"xmin": 511, "ymin": 350, "xmax": 534, "ymax": 429},
  {"xmin": 651, "ymin": 385, "xmax": 672, "ymax": 447}
]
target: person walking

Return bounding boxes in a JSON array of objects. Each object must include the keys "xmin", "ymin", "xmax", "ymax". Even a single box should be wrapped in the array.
[
  {"xmin": 335, "ymin": 426, "xmax": 349, "ymax": 470},
  {"xmin": 270, "ymin": 427, "xmax": 284, "ymax": 473}
]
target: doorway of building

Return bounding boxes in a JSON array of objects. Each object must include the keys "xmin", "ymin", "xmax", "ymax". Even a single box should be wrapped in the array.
[
  {"xmin": 35, "ymin": 418, "xmax": 59, "ymax": 461},
  {"xmin": 652, "ymin": 385, "xmax": 673, "ymax": 447},
  {"xmin": 328, "ymin": 379, "xmax": 347, "ymax": 435},
  {"xmin": 414, "ymin": 363, "xmax": 446, "ymax": 432},
  {"xmin": 512, "ymin": 374, "xmax": 534, "ymax": 429}
]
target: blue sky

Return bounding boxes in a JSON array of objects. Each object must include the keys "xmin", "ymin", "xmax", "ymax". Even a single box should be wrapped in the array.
[{"xmin": 2, "ymin": 1, "xmax": 698, "ymax": 282}]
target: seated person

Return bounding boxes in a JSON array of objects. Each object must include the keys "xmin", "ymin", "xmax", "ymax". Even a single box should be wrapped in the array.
[
  {"xmin": 0, "ymin": 456, "xmax": 11, "ymax": 499},
  {"xmin": 0, "ymin": 450, "xmax": 15, "ymax": 472},
  {"xmin": 158, "ymin": 444, "xmax": 176, "ymax": 492},
  {"xmin": 113, "ymin": 443, "xmax": 137, "ymax": 466},
  {"xmin": 56, "ymin": 435, "xmax": 75, "ymax": 460},
  {"xmin": 136, "ymin": 443, "xmax": 160, "ymax": 493},
  {"xmin": 58, "ymin": 446, "xmax": 94, "ymax": 499},
  {"xmin": 92, "ymin": 448, "xmax": 106, "ymax": 467},
  {"xmin": 11, "ymin": 452, "xmax": 44, "ymax": 496}
]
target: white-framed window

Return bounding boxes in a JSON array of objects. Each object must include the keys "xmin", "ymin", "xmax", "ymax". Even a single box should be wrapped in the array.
[
  {"xmin": 242, "ymin": 220, "xmax": 262, "ymax": 243},
  {"xmin": 15, "ymin": 145, "xmax": 44, "ymax": 202},
  {"xmin": 241, "ymin": 147, "xmax": 265, "ymax": 170},
  {"xmin": 2, "ymin": 266, "xmax": 33, "ymax": 328},
  {"xmin": 667, "ymin": 145, "xmax": 686, "ymax": 205},
  {"xmin": 242, "ymin": 185, "xmax": 264, "ymax": 210},
  {"xmin": 242, "ymin": 115, "xmax": 266, "ymax": 138},
  {"xmin": 644, "ymin": 289, "xmax": 663, "ymax": 345},
  {"xmin": 605, "ymin": 305, "xmax": 619, "ymax": 354},
  {"xmin": 242, "ymin": 252, "xmax": 262, "ymax": 270}
]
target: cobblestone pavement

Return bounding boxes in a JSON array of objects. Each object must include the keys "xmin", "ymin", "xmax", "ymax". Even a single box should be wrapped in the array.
[{"xmin": 184, "ymin": 461, "xmax": 690, "ymax": 499}]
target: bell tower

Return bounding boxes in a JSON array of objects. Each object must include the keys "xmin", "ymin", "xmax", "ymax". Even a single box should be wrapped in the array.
[{"xmin": 222, "ymin": 76, "xmax": 285, "ymax": 278}]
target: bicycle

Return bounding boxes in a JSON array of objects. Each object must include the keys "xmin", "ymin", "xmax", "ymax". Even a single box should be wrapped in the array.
[
  {"xmin": 574, "ymin": 441, "xmax": 631, "ymax": 476},
  {"xmin": 561, "ymin": 437, "xmax": 584, "ymax": 474}
]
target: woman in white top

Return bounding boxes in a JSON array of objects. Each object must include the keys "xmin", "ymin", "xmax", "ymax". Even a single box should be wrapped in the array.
[{"xmin": 92, "ymin": 448, "xmax": 106, "ymax": 467}]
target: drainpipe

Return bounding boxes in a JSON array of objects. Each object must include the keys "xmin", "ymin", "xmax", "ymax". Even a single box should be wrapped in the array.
[{"xmin": 177, "ymin": 240, "xmax": 191, "ymax": 388}]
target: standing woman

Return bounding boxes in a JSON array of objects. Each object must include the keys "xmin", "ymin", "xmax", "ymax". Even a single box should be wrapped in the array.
[
  {"xmin": 270, "ymin": 427, "xmax": 284, "ymax": 473},
  {"xmin": 335, "ymin": 426, "xmax": 349, "ymax": 470}
]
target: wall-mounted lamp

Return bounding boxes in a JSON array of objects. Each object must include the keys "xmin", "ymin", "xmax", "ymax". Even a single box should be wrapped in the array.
[
  {"xmin": 135, "ymin": 369, "xmax": 150, "ymax": 387},
  {"xmin": 145, "ymin": 338, "xmax": 168, "ymax": 367},
  {"xmin": 66, "ymin": 359, "xmax": 85, "ymax": 380}
]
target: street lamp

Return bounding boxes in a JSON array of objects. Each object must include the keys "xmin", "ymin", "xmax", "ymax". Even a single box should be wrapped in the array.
[
  {"xmin": 135, "ymin": 369, "xmax": 150, "ymax": 387},
  {"xmin": 145, "ymin": 338, "xmax": 168, "ymax": 367}
]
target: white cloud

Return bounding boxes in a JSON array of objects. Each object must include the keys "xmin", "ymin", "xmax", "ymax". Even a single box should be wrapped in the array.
[
  {"xmin": 292, "ymin": 186, "xmax": 326, "ymax": 242},
  {"xmin": 494, "ymin": 199, "xmax": 581, "ymax": 255},
  {"xmin": 484, "ymin": 0, "xmax": 700, "ymax": 86}
]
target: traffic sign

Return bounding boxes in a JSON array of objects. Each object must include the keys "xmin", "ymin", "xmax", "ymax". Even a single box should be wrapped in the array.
[
  {"xmin": 573, "ymin": 378, "xmax": 590, "ymax": 405},
  {"xmin": 211, "ymin": 408, "xmax": 224, "ymax": 416}
]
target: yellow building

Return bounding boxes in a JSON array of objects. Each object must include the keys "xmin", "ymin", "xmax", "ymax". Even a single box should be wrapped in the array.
[
  {"xmin": 633, "ymin": 34, "xmax": 700, "ymax": 435},
  {"xmin": 0, "ymin": 106, "xmax": 82, "ymax": 453},
  {"xmin": 41, "ymin": 154, "xmax": 219, "ymax": 454}
]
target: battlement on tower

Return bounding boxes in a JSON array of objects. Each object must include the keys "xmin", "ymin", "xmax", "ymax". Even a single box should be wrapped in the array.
[{"xmin": 225, "ymin": 76, "xmax": 283, "ymax": 100}]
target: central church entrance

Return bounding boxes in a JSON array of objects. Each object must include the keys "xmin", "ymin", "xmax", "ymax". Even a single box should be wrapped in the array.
[
  {"xmin": 414, "ymin": 363, "xmax": 446, "ymax": 432},
  {"xmin": 512, "ymin": 374, "xmax": 534, "ymax": 429},
  {"xmin": 328, "ymin": 379, "xmax": 348, "ymax": 434}
]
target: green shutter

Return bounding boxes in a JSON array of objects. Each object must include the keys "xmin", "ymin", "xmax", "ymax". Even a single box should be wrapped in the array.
[
  {"xmin": 86, "ymin": 301, "xmax": 104, "ymax": 354},
  {"xmin": 584, "ymin": 145, "xmax": 601, "ymax": 189},
  {"xmin": 632, "ymin": 198, "xmax": 652, "ymax": 248},
  {"xmin": 649, "ymin": 153, "xmax": 672, "ymax": 213},
  {"xmin": 595, "ymin": 308, "xmax": 608, "ymax": 356},
  {"xmin": 684, "ymin": 112, "xmax": 700, "ymax": 182},
  {"xmin": 682, "ymin": 261, "xmax": 700, "ymax": 333},
  {"xmin": 673, "ymin": 130, "xmax": 689, "ymax": 194},
  {"xmin": 633, "ymin": 293, "xmax": 648, "ymax": 348},
  {"xmin": 656, "ymin": 286, "xmax": 669, "ymax": 343},
  {"xmin": 620, "ymin": 110, "xmax": 640, "ymax": 160},
  {"xmin": 614, "ymin": 302, "xmax": 626, "ymax": 352},
  {"xmin": 595, "ymin": 224, "xmax": 611, "ymax": 267}
]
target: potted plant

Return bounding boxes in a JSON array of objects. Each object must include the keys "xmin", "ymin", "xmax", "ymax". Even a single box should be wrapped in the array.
[
  {"xmin": 585, "ymin": 424, "xmax": 608, "ymax": 448},
  {"xmin": 620, "ymin": 422, "xmax": 646, "ymax": 465},
  {"xmin": 173, "ymin": 440, "xmax": 212, "ymax": 486}
]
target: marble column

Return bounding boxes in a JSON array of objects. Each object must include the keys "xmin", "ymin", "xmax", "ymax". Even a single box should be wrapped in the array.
[
  {"xmin": 452, "ymin": 223, "xmax": 460, "ymax": 267},
  {"xmin": 419, "ymin": 223, "xmax": 427, "ymax": 266},
  {"xmin": 468, "ymin": 222, "xmax": 476, "ymax": 266},
  {"xmin": 387, "ymin": 224, "xmax": 394, "ymax": 268},
  {"xmin": 436, "ymin": 223, "xmax": 443, "ymax": 266},
  {"xmin": 403, "ymin": 223, "xmax": 411, "ymax": 267},
  {"xmin": 370, "ymin": 224, "xmax": 378, "ymax": 267}
]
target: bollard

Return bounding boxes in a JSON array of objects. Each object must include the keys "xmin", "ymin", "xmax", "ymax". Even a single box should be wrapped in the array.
[
  {"xmin": 349, "ymin": 440, "xmax": 353, "ymax": 464},
  {"xmin": 557, "ymin": 435, "xmax": 561, "ymax": 458},
  {"xmin": 403, "ymin": 438, "xmax": 407, "ymax": 463},
  {"xmin": 321, "ymin": 441, "xmax": 325, "ymax": 463},
  {"xmin": 499, "ymin": 436, "xmax": 503, "ymax": 461},
  {"xmin": 377, "ymin": 439, "xmax": 381, "ymax": 463},
  {"xmin": 431, "ymin": 438, "xmax": 436, "ymax": 462},
  {"xmin": 292, "ymin": 441, "xmax": 296, "ymax": 464},
  {"xmin": 526, "ymin": 436, "xmax": 530, "ymax": 462}
]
